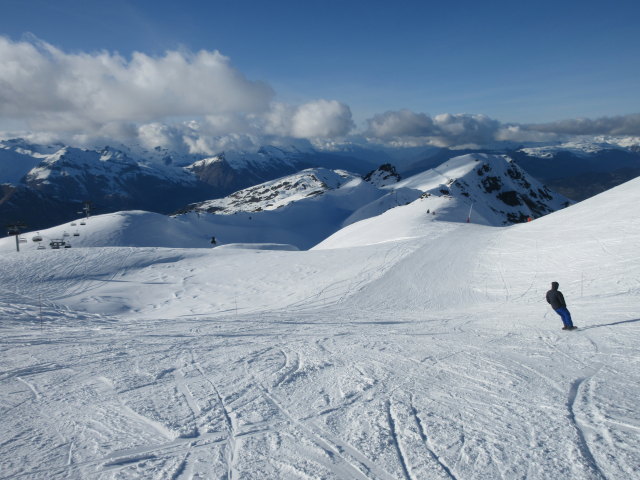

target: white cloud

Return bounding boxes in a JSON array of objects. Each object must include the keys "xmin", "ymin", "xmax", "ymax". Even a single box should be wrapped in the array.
[
  {"xmin": 495, "ymin": 125, "xmax": 559, "ymax": 143},
  {"xmin": 363, "ymin": 111, "xmax": 640, "ymax": 147},
  {"xmin": 0, "ymin": 36, "xmax": 357, "ymax": 148},
  {"xmin": 290, "ymin": 100, "xmax": 354, "ymax": 138},
  {"xmin": 260, "ymin": 100, "xmax": 354, "ymax": 139},
  {"xmin": 525, "ymin": 114, "xmax": 640, "ymax": 136},
  {"xmin": 365, "ymin": 110, "xmax": 501, "ymax": 147},
  {"xmin": 137, "ymin": 123, "xmax": 186, "ymax": 151},
  {"xmin": 431, "ymin": 113, "xmax": 501, "ymax": 147},
  {"xmin": 134, "ymin": 122, "xmax": 260, "ymax": 155},
  {"xmin": 365, "ymin": 110, "xmax": 434, "ymax": 139},
  {"xmin": 0, "ymin": 36, "xmax": 273, "ymax": 129},
  {"xmin": 2, "ymin": 36, "xmax": 637, "ymax": 152}
]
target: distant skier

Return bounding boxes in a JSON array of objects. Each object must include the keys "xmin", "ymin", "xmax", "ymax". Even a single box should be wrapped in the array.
[
  {"xmin": 546, "ymin": 281, "xmax": 576, "ymax": 330},
  {"xmin": 210, "ymin": 236, "xmax": 217, "ymax": 245}
]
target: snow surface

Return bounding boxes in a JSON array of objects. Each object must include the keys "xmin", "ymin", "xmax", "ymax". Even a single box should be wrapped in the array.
[
  {"xmin": 0, "ymin": 142, "xmax": 48, "ymax": 183},
  {"xmin": 194, "ymin": 168, "xmax": 358, "ymax": 215},
  {"xmin": 1, "ymin": 176, "xmax": 639, "ymax": 479},
  {"xmin": 519, "ymin": 136, "xmax": 640, "ymax": 158}
]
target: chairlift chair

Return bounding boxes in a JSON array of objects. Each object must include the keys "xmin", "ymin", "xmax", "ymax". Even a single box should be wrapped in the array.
[
  {"xmin": 37, "ymin": 244, "xmax": 46, "ymax": 250},
  {"xmin": 63, "ymin": 231, "xmax": 70, "ymax": 237},
  {"xmin": 32, "ymin": 233, "xmax": 43, "ymax": 242},
  {"xmin": 80, "ymin": 221, "xmax": 86, "ymax": 225},
  {"xmin": 64, "ymin": 243, "xmax": 72, "ymax": 248},
  {"xmin": 18, "ymin": 236, "xmax": 27, "ymax": 243},
  {"xmin": 73, "ymin": 231, "xmax": 80, "ymax": 236}
]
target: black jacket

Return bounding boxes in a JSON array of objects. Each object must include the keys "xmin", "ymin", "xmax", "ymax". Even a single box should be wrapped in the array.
[{"xmin": 546, "ymin": 288, "xmax": 566, "ymax": 310}]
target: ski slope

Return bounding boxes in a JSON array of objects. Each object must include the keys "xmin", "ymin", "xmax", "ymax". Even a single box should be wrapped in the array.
[{"xmin": 1, "ymin": 178, "xmax": 639, "ymax": 479}]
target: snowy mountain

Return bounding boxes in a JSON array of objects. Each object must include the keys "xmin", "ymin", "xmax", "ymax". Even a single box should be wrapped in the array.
[
  {"xmin": 0, "ymin": 171, "xmax": 639, "ymax": 479},
  {"xmin": 2, "ymin": 154, "xmax": 570, "ymax": 252},
  {"xmin": 0, "ymin": 140, "xmax": 378, "ymax": 230},
  {"xmin": 2, "ymin": 135, "xmax": 638, "ymax": 234},
  {"xmin": 399, "ymin": 153, "xmax": 571, "ymax": 225},
  {"xmin": 506, "ymin": 138, "xmax": 640, "ymax": 201},
  {"xmin": 398, "ymin": 137, "xmax": 640, "ymax": 202},
  {"xmin": 362, "ymin": 163, "xmax": 401, "ymax": 187},
  {"xmin": 184, "ymin": 153, "xmax": 571, "ymax": 240},
  {"xmin": 184, "ymin": 168, "xmax": 360, "ymax": 215}
]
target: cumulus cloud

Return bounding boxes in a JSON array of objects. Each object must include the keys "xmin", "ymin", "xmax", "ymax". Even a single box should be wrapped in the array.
[
  {"xmin": 431, "ymin": 113, "xmax": 501, "ymax": 147},
  {"xmin": 0, "ymin": 36, "xmax": 274, "ymax": 129},
  {"xmin": 133, "ymin": 121, "xmax": 263, "ymax": 155},
  {"xmin": 137, "ymin": 123, "xmax": 187, "ymax": 151},
  {"xmin": 365, "ymin": 110, "xmax": 434, "ymax": 138},
  {"xmin": 0, "ymin": 36, "xmax": 358, "ymax": 149},
  {"xmin": 495, "ymin": 125, "xmax": 560, "ymax": 143},
  {"xmin": 262, "ymin": 100, "xmax": 353, "ymax": 139},
  {"xmin": 290, "ymin": 100, "xmax": 354, "ymax": 138},
  {"xmin": 1, "ymin": 36, "xmax": 637, "ymax": 153},
  {"xmin": 364, "ymin": 110, "xmax": 640, "ymax": 147},
  {"xmin": 365, "ymin": 110, "xmax": 501, "ymax": 147},
  {"xmin": 525, "ymin": 114, "xmax": 640, "ymax": 136}
]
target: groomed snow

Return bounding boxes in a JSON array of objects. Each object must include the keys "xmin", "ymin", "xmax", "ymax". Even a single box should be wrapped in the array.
[{"xmin": 1, "ymin": 177, "xmax": 639, "ymax": 479}]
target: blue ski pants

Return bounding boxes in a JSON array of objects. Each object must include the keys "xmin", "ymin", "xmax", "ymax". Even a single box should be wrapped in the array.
[{"xmin": 554, "ymin": 307, "xmax": 574, "ymax": 328}]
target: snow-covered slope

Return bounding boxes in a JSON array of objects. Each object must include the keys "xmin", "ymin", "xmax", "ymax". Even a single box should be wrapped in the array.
[
  {"xmin": 335, "ymin": 153, "xmax": 571, "ymax": 241},
  {"xmin": 0, "ymin": 154, "xmax": 571, "ymax": 252},
  {"xmin": 0, "ymin": 174, "xmax": 639, "ymax": 479},
  {"xmin": 519, "ymin": 136, "xmax": 640, "ymax": 158},
  {"xmin": 0, "ymin": 139, "xmax": 52, "ymax": 183},
  {"xmin": 187, "ymin": 168, "xmax": 359, "ymax": 214}
]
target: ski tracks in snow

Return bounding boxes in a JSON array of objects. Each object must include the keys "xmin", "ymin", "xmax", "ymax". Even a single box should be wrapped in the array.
[
  {"xmin": 192, "ymin": 358, "xmax": 240, "ymax": 480},
  {"xmin": 2, "ymin": 300, "xmax": 639, "ymax": 478},
  {"xmin": 567, "ymin": 374, "xmax": 606, "ymax": 480},
  {"xmin": 385, "ymin": 397, "xmax": 457, "ymax": 480},
  {"xmin": 563, "ymin": 364, "xmax": 637, "ymax": 480},
  {"xmin": 247, "ymin": 367, "xmax": 390, "ymax": 480},
  {"xmin": 239, "ymin": 342, "xmax": 413, "ymax": 480}
]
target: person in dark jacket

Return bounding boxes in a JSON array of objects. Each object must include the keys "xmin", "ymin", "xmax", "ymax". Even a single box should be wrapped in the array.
[{"xmin": 546, "ymin": 281, "xmax": 576, "ymax": 330}]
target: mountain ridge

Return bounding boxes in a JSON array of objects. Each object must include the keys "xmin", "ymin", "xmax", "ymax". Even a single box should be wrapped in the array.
[
  {"xmin": 1, "ymin": 153, "xmax": 571, "ymax": 252},
  {"xmin": 1, "ymin": 136, "xmax": 638, "ymax": 231}
]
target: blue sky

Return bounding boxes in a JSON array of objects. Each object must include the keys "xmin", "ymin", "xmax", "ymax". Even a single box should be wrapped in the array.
[{"xmin": 0, "ymin": 0, "xmax": 639, "ymax": 149}]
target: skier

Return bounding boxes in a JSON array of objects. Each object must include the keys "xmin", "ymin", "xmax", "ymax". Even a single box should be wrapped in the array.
[
  {"xmin": 210, "ymin": 236, "xmax": 217, "ymax": 245},
  {"xmin": 546, "ymin": 281, "xmax": 576, "ymax": 330}
]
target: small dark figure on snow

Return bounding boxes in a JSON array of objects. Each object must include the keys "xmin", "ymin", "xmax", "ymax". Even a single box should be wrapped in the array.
[
  {"xmin": 546, "ymin": 281, "xmax": 576, "ymax": 330},
  {"xmin": 210, "ymin": 236, "xmax": 217, "ymax": 245}
]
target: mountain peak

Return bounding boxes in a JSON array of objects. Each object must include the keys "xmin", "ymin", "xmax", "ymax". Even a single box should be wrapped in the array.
[
  {"xmin": 392, "ymin": 153, "xmax": 571, "ymax": 226},
  {"xmin": 363, "ymin": 163, "xmax": 401, "ymax": 187},
  {"xmin": 186, "ymin": 167, "xmax": 359, "ymax": 215}
]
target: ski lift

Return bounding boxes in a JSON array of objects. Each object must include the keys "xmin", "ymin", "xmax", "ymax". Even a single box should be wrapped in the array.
[
  {"xmin": 32, "ymin": 232, "xmax": 43, "ymax": 242},
  {"xmin": 18, "ymin": 236, "xmax": 27, "ymax": 244},
  {"xmin": 37, "ymin": 244, "xmax": 46, "ymax": 250},
  {"xmin": 71, "ymin": 222, "xmax": 77, "ymax": 226},
  {"xmin": 64, "ymin": 243, "xmax": 72, "ymax": 249},
  {"xmin": 80, "ymin": 221, "xmax": 86, "ymax": 226},
  {"xmin": 49, "ymin": 239, "xmax": 65, "ymax": 249},
  {"xmin": 73, "ymin": 231, "xmax": 80, "ymax": 237},
  {"xmin": 62, "ymin": 231, "xmax": 70, "ymax": 237}
]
